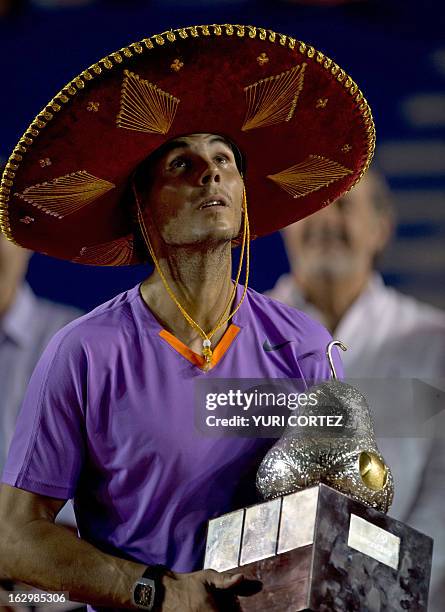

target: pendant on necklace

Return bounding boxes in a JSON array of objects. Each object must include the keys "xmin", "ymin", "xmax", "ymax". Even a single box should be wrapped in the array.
[{"xmin": 202, "ymin": 338, "xmax": 212, "ymax": 370}]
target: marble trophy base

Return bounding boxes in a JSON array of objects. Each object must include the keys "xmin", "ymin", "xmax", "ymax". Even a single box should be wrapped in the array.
[{"xmin": 204, "ymin": 484, "xmax": 432, "ymax": 611}]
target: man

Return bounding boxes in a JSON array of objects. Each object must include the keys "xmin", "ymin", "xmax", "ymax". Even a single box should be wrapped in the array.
[
  {"xmin": 0, "ymin": 25, "xmax": 373, "ymax": 610},
  {"xmin": 0, "ymin": 132, "xmax": 342, "ymax": 611},
  {"xmin": 268, "ymin": 168, "xmax": 445, "ymax": 609},
  {"xmin": 269, "ymin": 169, "xmax": 445, "ymax": 378}
]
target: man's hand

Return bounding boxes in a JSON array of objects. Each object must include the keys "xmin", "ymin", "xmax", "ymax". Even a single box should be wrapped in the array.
[
  {"xmin": 0, "ymin": 486, "xmax": 259, "ymax": 610},
  {"xmin": 161, "ymin": 569, "xmax": 245, "ymax": 611}
]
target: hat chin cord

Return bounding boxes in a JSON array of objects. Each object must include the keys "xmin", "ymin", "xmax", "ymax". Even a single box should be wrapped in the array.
[{"xmin": 133, "ymin": 183, "xmax": 250, "ymax": 371}]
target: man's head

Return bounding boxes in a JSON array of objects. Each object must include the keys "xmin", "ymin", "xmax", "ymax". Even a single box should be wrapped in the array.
[
  {"xmin": 0, "ymin": 233, "xmax": 30, "ymax": 318},
  {"xmin": 134, "ymin": 133, "xmax": 245, "ymax": 253},
  {"xmin": 282, "ymin": 169, "xmax": 394, "ymax": 282}
]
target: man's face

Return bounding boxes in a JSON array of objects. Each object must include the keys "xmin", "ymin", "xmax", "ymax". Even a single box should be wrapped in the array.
[
  {"xmin": 0, "ymin": 234, "xmax": 30, "ymax": 317},
  {"xmin": 282, "ymin": 172, "xmax": 393, "ymax": 280},
  {"xmin": 140, "ymin": 133, "xmax": 244, "ymax": 248}
]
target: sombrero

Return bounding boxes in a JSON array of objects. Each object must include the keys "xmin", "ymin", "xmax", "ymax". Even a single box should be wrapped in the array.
[{"xmin": 0, "ymin": 24, "xmax": 375, "ymax": 266}]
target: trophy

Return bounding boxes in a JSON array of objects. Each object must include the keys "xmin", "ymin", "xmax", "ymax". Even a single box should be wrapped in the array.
[{"xmin": 204, "ymin": 342, "xmax": 433, "ymax": 611}]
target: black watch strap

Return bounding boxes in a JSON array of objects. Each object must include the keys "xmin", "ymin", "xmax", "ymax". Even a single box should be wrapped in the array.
[{"xmin": 141, "ymin": 565, "xmax": 168, "ymax": 611}]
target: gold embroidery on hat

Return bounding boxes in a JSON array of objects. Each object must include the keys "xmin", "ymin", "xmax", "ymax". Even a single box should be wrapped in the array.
[
  {"xmin": 39, "ymin": 158, "xmax": 52, "ymax": 167},
  {"xmin": 16, "ymin": 171, "xmax": 115, "ymax": 219},
  {"xmin": 316, "ymin": 98, "xmax": 328, "ymax": 108},
  {"xmin": 20, "ymin": 216, "xmax": 35, "ymax": 224},
  {"xmin": 171, "ymin": 59, "xmax": 184, "ymax": 72},
  {"xmin": 267, "ymin": 155, "xmax": 353, "ymax": 198},
  {"xmin": 242, "ymin": 63, "xmax": 306, "ymax": 131},
  {"xmin": 87, "ymin": 101, "xmax": 100, "ymax": 112},
  {"xmin": 342, "ymin": 144, "xmax": 352, "ymax": 152},
  {"xmin": 256, "ymin": 53, "xmax": 269, "ymax": 66},
  {"xmin": 74, "ymin": 236, "xmax": 134, "ymax": 266},
  {"xmin": 116, "ymin": 69, "xmax": 179, "ymax": 135}
]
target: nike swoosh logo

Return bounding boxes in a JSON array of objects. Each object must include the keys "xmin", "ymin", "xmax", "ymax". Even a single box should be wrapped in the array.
[{"xmin": 263, "ymin": 339, "xmax": 293, "ymax": 352}]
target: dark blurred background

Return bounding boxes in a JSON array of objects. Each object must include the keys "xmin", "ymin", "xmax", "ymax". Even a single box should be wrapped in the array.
[{"xmin": 1, "ymin": 0, "xmax": 444, "ymax": 311}]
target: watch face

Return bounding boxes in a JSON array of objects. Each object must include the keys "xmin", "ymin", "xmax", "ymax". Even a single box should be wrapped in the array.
[{"xmin": 134, "ymin": 581, "xmax": 154, "ymax": 609}]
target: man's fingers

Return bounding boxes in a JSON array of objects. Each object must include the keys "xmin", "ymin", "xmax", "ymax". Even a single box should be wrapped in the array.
[{"xmin": 204, "ymin": 569, "xmax": 245, "ymax": 590}]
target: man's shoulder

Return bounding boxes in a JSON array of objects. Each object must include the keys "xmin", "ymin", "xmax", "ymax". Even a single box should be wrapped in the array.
[
  {"xmin": 380, "ymin": 283, "xmax": 445, "ymax": 333},
  {"xmin": 245, "ymin": 286, "xmax": 332, "ymax": 347},
  {"xmin": 42, "ymin": 285, "xmax": 140, "ymax": 356}
]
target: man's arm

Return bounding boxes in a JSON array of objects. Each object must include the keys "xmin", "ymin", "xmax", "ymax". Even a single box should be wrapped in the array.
[{"xmin": 0, "ymin": 484, "xmax": 245, "ymax": 611}]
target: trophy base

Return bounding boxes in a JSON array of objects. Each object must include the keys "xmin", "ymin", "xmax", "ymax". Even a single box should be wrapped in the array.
[
  {"xmin": 234, "ymin": 545, "xmax": 313, "ymax": 611},
  {"xmin": 219, "ymin": 485, "xmax": 432, "ymax": 611}
]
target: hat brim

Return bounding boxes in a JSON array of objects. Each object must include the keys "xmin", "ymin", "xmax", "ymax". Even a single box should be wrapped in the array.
[{"xmin": 0, "ymin": 24, "xmax": 374, "ymax": 266}]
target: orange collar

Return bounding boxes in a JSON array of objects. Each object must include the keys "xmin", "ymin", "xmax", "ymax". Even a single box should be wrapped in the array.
[{"xmin": 159, "ymin": 324, "xmax": 241, "ymax": 370}]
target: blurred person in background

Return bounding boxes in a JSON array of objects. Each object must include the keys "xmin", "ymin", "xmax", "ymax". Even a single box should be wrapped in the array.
[
  {"xmin": 0, "ymin": 231, "xmax": 83, "ymax": 608},
  {"xmin": 0, "ymin": 234, "xmax": 82, "ymax": 486},
  {"xmin": 268, "ymin": 167, "xmax": 445, "ymax": 610},
  {"xmin": 269, "ymin": 167, "xmax": 445, "ymax": 376}
]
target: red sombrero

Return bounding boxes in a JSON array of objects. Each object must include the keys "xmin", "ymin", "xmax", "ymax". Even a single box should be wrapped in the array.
[{"xmin": 0, "ymin": 24, "xmax": 374, "ymax": 266}]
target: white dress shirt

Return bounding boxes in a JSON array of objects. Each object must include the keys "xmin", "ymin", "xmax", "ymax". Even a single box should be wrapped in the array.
[{"xmin": 269, "ymin": 272, "xmax": 445, "ymax": 379}]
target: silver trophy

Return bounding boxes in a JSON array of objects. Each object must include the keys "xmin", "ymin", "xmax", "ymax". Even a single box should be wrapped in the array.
[
  {"xmin": 204, "ymin": 341, "xmax": 433, "ymax": 611},
  {"xmin": 257, "ymin": 341, "xmax": 394, "ymax": 512}
]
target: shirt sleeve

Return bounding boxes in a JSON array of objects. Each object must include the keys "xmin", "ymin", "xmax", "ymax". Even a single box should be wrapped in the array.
[{"xmin": 1, "ymin": 326, "xmax": 87, "ymax": 499}]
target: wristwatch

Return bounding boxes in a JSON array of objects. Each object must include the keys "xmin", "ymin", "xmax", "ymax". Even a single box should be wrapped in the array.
[{"xmin": 132, "ymin": 565, "xmax": 167, "ymax": 611}]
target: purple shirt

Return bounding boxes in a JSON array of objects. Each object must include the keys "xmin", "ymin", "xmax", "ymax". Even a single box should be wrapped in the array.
[{"xmin": 2, "ymin": 283, "xmax": 341, "ymax": 585}]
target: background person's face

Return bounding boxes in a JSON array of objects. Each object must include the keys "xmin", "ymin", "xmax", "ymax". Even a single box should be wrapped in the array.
[
  {"xmin": 0, "ymin": 234, "xmax": 30, "ymax": 317},
  {"xmin": 141, "ymin": 133, "xmax": 244, "ymax": 249},
  {"xmin": 282, "ymin": 172, "xmax": 393, "ymax": 280}
]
